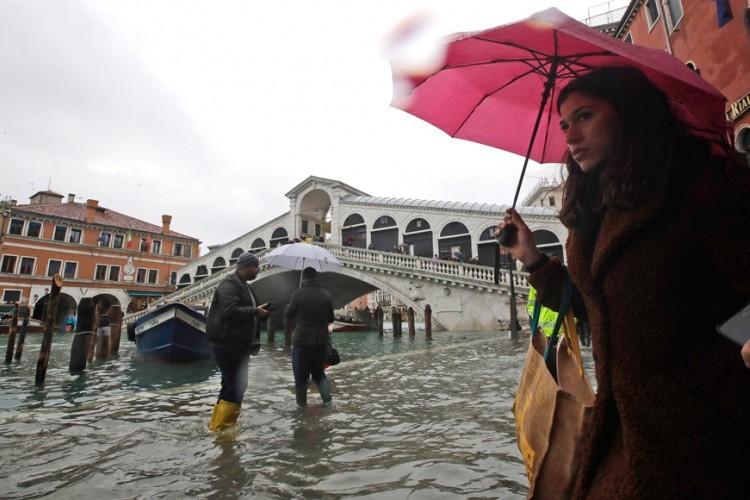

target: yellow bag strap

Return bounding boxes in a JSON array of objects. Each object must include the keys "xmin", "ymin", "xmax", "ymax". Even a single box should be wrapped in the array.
[{"xmin": 562, "ymin": 310, "xmax": 585, "ymax": 379}]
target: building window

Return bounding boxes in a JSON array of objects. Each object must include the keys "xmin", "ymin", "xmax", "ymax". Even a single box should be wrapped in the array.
[
  {"xmin": 183, "ymin": 245, "xmax": 192, "ymax": 258},
  {"xmin": 95, "ymin": 264, "xmax": 108, "ymax": 280},
  {"xmin": 1, "ymin": 255, "xmax": 18, "ymax": 273},
  {"xmin": 9, "ymin": 219, "xmax": 24, "ymax": 235},
  {"xmin": 315, "ymin": 223, "xmax": 321, "ymax": 236},
  {"xmin": 140, "ymin": 238, "xmax": 149, "ymax": 252},
  {"xmin": 302, "ymin": 220, "xmax": 309, "ymax": 234},
  {"xmin": 645, "ymin": 0, "xmax": 660, "ymax": 29},
  {"xmin": 136, "ymin": 268, "xmax": 147, "ymax": 283},
  {"xmin": 665, "ymin": 0, "xmax": 683, "ymax": 30},
  {"xmin": 113, "ymin": 234, "xmax": 124, "ymax": 249},
  {"xmin": 2, "ymin": 290, "xmax": 22, "ymax": 303},
  {"xmin": 27, "ymin": 222, "xmax": 42, "ymax": 238},
  {"xmin": 173, "ymin": 243, "xmax": 183, "ymax": 256},
  {"xmin": 69, "ymin": 228, "xmax": 82, "ymax": 244},
  {"xmin": 63, "ymin": 262, "xmax": 78, "ymax": 279},
  {"xmin": 549, "ymin": 196, "xmax": 556, "ymax": 207},
  {"xmin": 109, "ymin": 265, "xmax": 120, "ymax": 281},
  {"xmin": 170, "ymin": 272, "xmax": 177, "ymax": 285},
  {"xmin": 47, "ymin": 259, "xmax": 62, "ymax": 276},
  {"xmin": 19, "ymin": 257, "xmax": 35, "ymax": 275},
  {"xmin": 152, "ymin": 240, "xmax": 161, "ymax": 254},
  {"xmin": 53, "ymin": 225, "xmax": 67, "ymax": 242},
  {"xmin": 99, "ymin": 232, "xmax": 112, "ymax": 247},
  {"xmin": 148, "ymin": 270, "xmax": 158, "ymax": 284}
]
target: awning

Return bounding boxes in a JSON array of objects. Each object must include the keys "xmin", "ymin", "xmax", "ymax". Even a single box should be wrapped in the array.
[{"xmin": 127, "ymin": 290, "xmax": 165, "ymax": 298}]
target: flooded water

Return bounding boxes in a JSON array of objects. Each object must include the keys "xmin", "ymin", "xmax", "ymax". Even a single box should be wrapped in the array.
[{"xmin": 0, "ymin": 330, "xmax": 591, "ymax": 499}]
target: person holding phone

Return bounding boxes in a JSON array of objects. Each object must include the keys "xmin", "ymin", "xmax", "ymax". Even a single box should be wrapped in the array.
[
  {"xmin": 206, "ymin": 251, "xmax": 270, "ymax": 431},
  {"xmin": 498, "ymin": 66, "xmax": 750, "ymax": 499}
]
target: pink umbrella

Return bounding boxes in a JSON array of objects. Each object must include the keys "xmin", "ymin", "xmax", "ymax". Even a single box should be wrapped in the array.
[{"xmin": 392, "ymin": 7, "xmax": 726, "ymax": 210}]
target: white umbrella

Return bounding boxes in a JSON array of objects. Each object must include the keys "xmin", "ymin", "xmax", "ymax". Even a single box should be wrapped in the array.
[{"xmin": 263, "ymin": 243, "xmax": 341, "ymax": 274}]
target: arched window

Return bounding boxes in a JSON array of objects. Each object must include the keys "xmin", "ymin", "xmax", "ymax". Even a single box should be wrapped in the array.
[
  {"xmin": 477, "ymin": 226, "xmax": 499, "ymax": 266},
  {"xmin": 251, "ymin": 238, "xmax": 266, "ymax": 251},
  {"xmin": 195, "ymin": 265, "xmax": 209, "ymax": 280},
  {"xmin": 178, "ymin": 274, "xmax": 192, "ymax": 288},
  {"xmin": 403, "ymin": 218, "xmax": 433, "ymax": 257},
  {"xmin": 342, "ymin": 213, "xmax": 367, "ymax": 248},
  {"xmin": 229, "ymin": 247, "xmax": 244, "ymax": 264},
  {"xmin": 438, "ymin": 222, "xmax": 471, "ymax": 261},
  {"xmin": 370, "ymin": 215, "xmax": 398, "ymax": 251},
  {"xmin": 270, "ymin": 227, "xmax": 289, "ymax": 248},
  {"xmin": 211, "ymin": 257, "xmax": 227, "ymax": 274},
  {"xmin": 533, "ymin": 229, "xmax": 564, "ymax": 263}
]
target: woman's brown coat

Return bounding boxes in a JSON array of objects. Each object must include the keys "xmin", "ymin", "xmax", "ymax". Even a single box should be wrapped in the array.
[{"xmin": 529, "ymin": 170, "xmax": 750, "ymax": 499}]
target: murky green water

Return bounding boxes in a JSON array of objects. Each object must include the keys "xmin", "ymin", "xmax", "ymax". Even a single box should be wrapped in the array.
[{"xmin": 0, "ymin": 330, "xmax": 574, "ymax": 499}]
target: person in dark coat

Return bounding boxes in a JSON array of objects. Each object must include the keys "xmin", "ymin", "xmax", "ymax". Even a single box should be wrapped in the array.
[
  {"xmin": 285, "ymin": 267, "xmax": 335, "ymax": 407},
  {"xmin": 498, "ymin": 66, "xmax": 750, "ymax": 499},
  {"xmin": 206, "ymin": 252, "xmax": 270, "ymax": 431}
]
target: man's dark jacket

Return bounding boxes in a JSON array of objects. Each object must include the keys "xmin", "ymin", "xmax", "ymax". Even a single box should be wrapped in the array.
[
  {"xmin": 207, "ymin": 271, "xmax": 261, "ymax": 352},
  {"xmin": 285, "ymin": 278, "xmax": 334, "ymax": 346}
]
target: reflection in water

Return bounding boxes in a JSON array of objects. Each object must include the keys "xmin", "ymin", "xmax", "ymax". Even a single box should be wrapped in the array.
[{"xmin": 0, "ymin": 330, "xmax": 593, "ymax": 498}]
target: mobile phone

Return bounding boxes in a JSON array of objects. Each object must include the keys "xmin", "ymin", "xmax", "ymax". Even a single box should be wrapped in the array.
[
  {"xmin": 266, "ymin": 303, "xmax": 276, "ymax": 312},
  {"xmin": 717, "ymin": 303, "xmax": 750, "ymax": 346}
]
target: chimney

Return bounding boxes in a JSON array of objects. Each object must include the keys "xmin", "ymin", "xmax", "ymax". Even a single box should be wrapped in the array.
[
  {"xmin": 85, "ymin": 199, "xmax": 99, "ymax": 224},
  {"xmin": 161, "ymin": 214, "xmax": 172, "ymax": 235},
  {"xmin": 67, "ymin": 193, "xmax": 76, "ymax": 203}
]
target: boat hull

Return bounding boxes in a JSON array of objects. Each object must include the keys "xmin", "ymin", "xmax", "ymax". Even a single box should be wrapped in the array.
[{"xmin": 133, "ymin": 303, "xmax": 209, "ymax": 362}]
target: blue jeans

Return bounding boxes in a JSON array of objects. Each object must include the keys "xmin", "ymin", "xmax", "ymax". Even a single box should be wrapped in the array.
[
  {"xmin": 292, "ymin": 345, "xmax": 327, "ymax": 390},
  {"xmin": 211, "ymin": 347, "xmax": 250, "ymax": 404}
]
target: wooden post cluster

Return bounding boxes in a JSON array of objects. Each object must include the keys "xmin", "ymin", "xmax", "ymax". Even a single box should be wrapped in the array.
[
  {"xmin": 35, "ymin": 275, "xmax": 63, "ymax": 386},
  {"xmin": 391, "ymin": 307, "xmax": 402, "ymax": 337},
  {"xmin": 4, "ymin": 303, "xmax": 19, "ymax": 363},
  {"xmin": 424, "ymin": 304, "xmax": 432, "ymax": 340},
  {"xmin": 109, "ymin": 305, "xmax": 123, "ymax": 356},
  {"xmin": 14, "ymin": 305, "xmax": 30, "ymax": 360}
]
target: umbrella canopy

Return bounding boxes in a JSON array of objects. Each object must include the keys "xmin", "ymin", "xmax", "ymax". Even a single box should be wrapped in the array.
[
  {"xmin": 263, "ymin": 243, "xmax": 341, "ymax": 273},
  {"xmin": 392, "ymin": 7, "xmax": 726, "ymax": 169}
]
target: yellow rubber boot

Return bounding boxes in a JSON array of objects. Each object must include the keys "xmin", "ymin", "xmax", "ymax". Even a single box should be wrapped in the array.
[{"xmin": 208, "ymin": 400, "xmax": 241, "ymax": 431}]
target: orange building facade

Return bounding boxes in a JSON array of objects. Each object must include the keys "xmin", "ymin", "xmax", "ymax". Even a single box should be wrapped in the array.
[
  {"xmin": 0, "ymin": 191, "xmax": 200, "ymax": 323},
  {"xmin": 613, "ymin": 0, "xmax": 750, "ymax": 154}
]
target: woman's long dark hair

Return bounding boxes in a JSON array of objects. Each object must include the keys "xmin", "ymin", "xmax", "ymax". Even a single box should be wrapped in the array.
[{"xmin": 556, "ymin": 66, "xmax": 724, "ymax": 228}]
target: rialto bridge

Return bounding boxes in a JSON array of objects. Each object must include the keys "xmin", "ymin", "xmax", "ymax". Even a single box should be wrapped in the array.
[{"xmin": 147, "ymin": 176, "xmax": 567, "ymax": 332}]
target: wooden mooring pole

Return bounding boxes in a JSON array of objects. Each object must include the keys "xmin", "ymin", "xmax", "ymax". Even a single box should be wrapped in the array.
[
  {"xmin": 14, "ymin": 305, "xmax": 30, "ymax": 361},
  {"xmin": 69, "ymin": 298, "xmax": 94, "ymax": 372},
  {"xmin": 5, "ymin": 303, "xmax": 19, "ymax": 363},
  {"xmin": 376, "ymin": 306, "xmax": 383, "ymax": 337},
  {"xmin": 87, "ymin": 302, "xmax": 101, "ymax": 365},
  {"xmin": 424, "ymin": 304, "xmax": 432, "ymax": 340},
  {"xmin": 35, "ymin": 275, "xmax": 63, "ymax": 386},
  {"xmin": 407, "ymin": 307, "xmax": 415, "ymax": 337},
  {"xmin": 109, "ymin": 305, "xmax": 123, "ymax": 357},
  {"xmin": 391, "ymin": 307, "xmax": 402, "ymax": 338}
]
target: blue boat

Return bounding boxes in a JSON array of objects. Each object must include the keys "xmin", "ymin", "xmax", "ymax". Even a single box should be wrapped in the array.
[{"xmin": 132, "ymin": 303, "xmax": 209, "ymax": 362}]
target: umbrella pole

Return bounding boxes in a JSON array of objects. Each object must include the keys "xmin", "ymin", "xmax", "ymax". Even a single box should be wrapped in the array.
[
  {"xmin": 503, "ymin": 60, "xmax": 559, "ymax": 341},
  {"xmin": 299, "ymin": 257, "xmax": 305, "ymax": 288}
]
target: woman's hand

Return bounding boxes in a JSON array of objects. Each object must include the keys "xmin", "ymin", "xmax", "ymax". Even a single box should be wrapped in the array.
[
  {"xmin": 742, "ymin": 340, "xmax": 750, "ymax": 369},
  {"xmin": 496, "ymin": 209, "xmax": 543, "ymax": 267}
]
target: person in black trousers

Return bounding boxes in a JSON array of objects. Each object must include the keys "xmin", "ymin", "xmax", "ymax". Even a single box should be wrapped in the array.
[
  {"xmin": 206, "ymin": 252, "xmax": 270, "ymax": 431},
  {"xmin": 285, "ymin": 267, "xmax": 335, "ymax": 407}
]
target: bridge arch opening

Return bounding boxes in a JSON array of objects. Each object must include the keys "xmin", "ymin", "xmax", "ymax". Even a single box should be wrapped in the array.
[
  {"xmin": 533, "ymin": 229, "xmax": 564, "ymax": 263},
  {"xmin": 270, "ymin": 228, "xmax": 289, "ymax": 248},
  {"xmin": 371, "ymin": 215, "xmax": 398, "ymax": 251},
  {"xmin": 477, "ymin": 226, "xmax": 498, "ymax": 266},
  {"xmin": 32, "ymin": 292, "xmax": 77, "ymax": 331},
  {"xmin": 211, "ymin": 257, "xmax": 227, "ymax": 274},
  {"xmin": 178, "ymin": 273, "xmax": 192, "ymax": 289},
  {"xmin": 299, "ymin": 189, "xmax": 332, "ymax": 239},
  {"xmin": 438, "ymin": 222, "xmax": 472, "ymax": 261},
  {"xmin": 195, "ymin": 265, "xmax": 209, "ymax": 281},
  {"xmin": 403, "ymin": 218, "xmax": 433, "ymax": 257},
  {"xmin": 251, "ymin": 238, "xmax": 266, "ymax": 252},
  {"xmin": 342, "ymin": 213, "xmax": 367, "ymax": 248},
  {"xmin": 229, "ymin": 247, "xmax": 244, "ymax": 264}
]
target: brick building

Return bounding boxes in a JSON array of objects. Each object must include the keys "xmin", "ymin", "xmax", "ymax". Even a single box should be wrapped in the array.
[
  {"xmin": 0, "ymin": 191, "xmax": 200, "ymax": 324},
  {"xmin": 611, "ymin": 0, "xmax": 750, "ymax": 155}
]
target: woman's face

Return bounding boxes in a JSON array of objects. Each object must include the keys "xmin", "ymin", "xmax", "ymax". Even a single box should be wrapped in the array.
[{"xmin": 558, "ymin": 91, "xmax": 618, "ymax": 173}]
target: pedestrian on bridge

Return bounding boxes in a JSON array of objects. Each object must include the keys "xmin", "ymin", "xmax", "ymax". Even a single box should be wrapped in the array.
[
  {"xmin": 206, "ymin": 251, "xmax": 270, "ymax": 431},
  {"xmin": 285, "ymin": 266, "xmax": 335, "ymax": 407},
  {"xmin": 499, "ymin": 66, "xmax": 750, "ymax": 499}
]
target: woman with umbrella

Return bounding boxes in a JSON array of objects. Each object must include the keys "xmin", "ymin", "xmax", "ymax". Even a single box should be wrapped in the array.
[{"xmin": 498, "ymin": 66, "xmax": 750, "ymax": 498}]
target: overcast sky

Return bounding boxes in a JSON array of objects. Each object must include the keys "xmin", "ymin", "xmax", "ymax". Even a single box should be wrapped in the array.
[{"xmin": 0, "ymin": 0, "xmax": 618, "ymax": 251}]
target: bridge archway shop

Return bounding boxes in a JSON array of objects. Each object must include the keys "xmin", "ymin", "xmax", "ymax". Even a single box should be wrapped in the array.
[
  {"xmin": 341, "ymin": 214, "xmax": 367, "ymax": 248},
  {"xmin": 403, "ymin": 218, "xmax": 433, "ymax": 257},
  {"xmin": 370, "ymin": 215, "xmax": 398, "ymax": 251}
]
